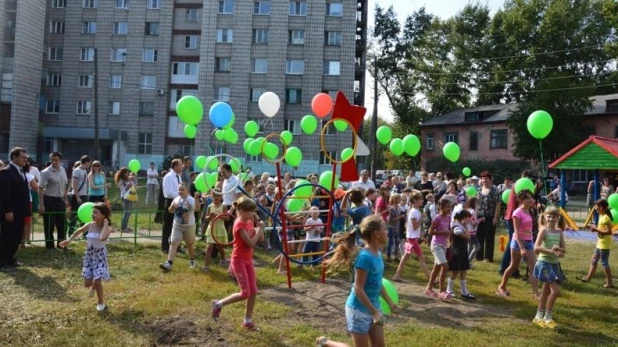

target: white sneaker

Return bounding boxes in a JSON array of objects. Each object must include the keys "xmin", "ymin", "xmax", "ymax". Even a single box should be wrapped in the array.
[
  {"xmin": 189, "ymin": 260, "xmax": 196, "ymax": 269},
  {"xmin": 159, "ymin": 261, "xmax": 172, "ymax": 272},
  {"xmin": 96, "ymin": 304, "xmax": 106, "ymax": 312}
]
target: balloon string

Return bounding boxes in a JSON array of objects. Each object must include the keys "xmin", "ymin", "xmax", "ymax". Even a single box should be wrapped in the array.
[{"xmin": 539, "ymin": 141, "xmax": 548, "ymax": 197}]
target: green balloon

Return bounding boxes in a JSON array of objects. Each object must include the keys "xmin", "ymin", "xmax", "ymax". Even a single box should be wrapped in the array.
[
  {"xmin": 389, "ymin": 138, "xmax": 404, "ymax": 156},
  {"xmin": 376, "ymin": 126, "xmax": 392, "ymax": 145},
  {"xmin": 128, "ymin": 159, "xmax": 141, "ymax": 173},
  {"xmin": 402, "ymin": 134, "xmax": 421, "ymax": 156},
  {"xmin": 462, "ymin": 167, "xmax": 471, "ymax": 177},
  {"xmin": 294, "ymin": 179, "xmax": 313, "ymax": 198},
  {"xmin": 281, "ymin": 130, "xmax": 293, "ymax": 145},
  {"xmin": 195, "ymin": 156, "xmax": 207, "ymax": 170},
  {"xmin": 285, "ymin": 146, "xmax": 302, "ymax": 167},
  {"xmin": 341, "ymin": 147, "xmax": 354, "ymax": 162},
  {"xmin": 502, "ymin": 189, "xmax": 511, "ymax": 204},
  {"xmin": 248, "ymin": 140, "xmax": 262, "ymax": 156},
  {"xmin": 379, "ymin": 278, "xmax": 399, "ymax": 315},
  {"xmin": 206, "ymin": 156, "xmax": 219, "ymax": 171},
  {"xmin": 334, "ymin": 120, "xmax": 348, "ymax": 132},
  {"xmin": 239, "ymin": 172, "xmax": 250, "ymax": 182},
  {"xmin": 215, "ymin": 129, "xmax": 224, "ymax": 141},
  {"xmin": 466, "ymin": 186, "xmax": 478, "ymax": 198},
  {"xmin": 287, "ymin": 199, "xmax": 304, "ymax": 213},
  {"xmin": 527, "ymin": 110, "xmax": 553, "ymax": 140},
  {"xmin": 256, "ymin": 137, "xmax": 265, "ymax": 147},
  {"xmin": 195, "ymin": 172, "xmax": 209, "ymax": 193},
  {"xmin": 301, "ymin": 115, "xmax": 318, "ymax": 135},
  {"xmin": 184, "ymin": 124, "xmax": 197, "ymax": 139},
  {"xmin": 77, "ymin": 202, "xmax": 94, "ymax": 223},
  {"xmin": 223, "ymin": 128, "xmax": 238, "ymax": 144},
  {"xmin": 243, "ymin": 138, "xmax": 254, "ymax": 154},
  {"xmin": 223, "ymin": 113, "xmax": 235, "ymax": 129},
  {"xmin": 611, "ymin": 209, "xmax": 618, "ymax": 224},
  {"xmin": 319, "ymin": 170, "xmax": 339, "ymax": 190},
  {"xmin": 263, "ymin": 142, "xmax": 279, "ymax": 159},
  {"xmin": 176, "ymin": 95, "xmax": 203, "ymax": 125},
  {"xmin": 206, "ymin": 172, "xmax": 218, "ymax": 190},
  {"xmin": 608, "ymin": 193, "xmax": 618, "ymax": 210},
  {"xmin": 514, "ymin": 178, "xmax": 535, "ymax": 194},
  {"xmin": 229, "ymin": 158, "xmax": 241, "ymax": 173},
  {"xmin": 443, "ymin": 142, "xmax": 460, "ymax": 163},
  {"xmin": 245, "ymin": 121, "xmax": 259, "ymax": 137}
]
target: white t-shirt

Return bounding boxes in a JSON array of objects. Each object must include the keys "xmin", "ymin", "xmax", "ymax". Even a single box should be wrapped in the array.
[
  {"xmin": 350, "ymin": 179, "xmax": 375, "ymax": 191},
  {"xmin": 72, "ymin": 167, "xmax": 89, "ymax": 196},
  {"xmin": 305, "ymin": 217, "xmax": 323, "ymax": 241},
  {"xmin": 26, "ymin": 173, "xmax": 34, "ymax": 202},
  {"xmin": 29, "ymin": 166, "xmax": 41, "ymax": 183},
  {"xmin": 147, "ymin": 168, "xmax": 159, "ymax": 185},
  {"xmin": 223, "ymin": 174, "xmax": 240, "ymax": 206},
  {"xmin": 451, "ymin": 203, "xmax": 464, "ymax": 227},
  {"xmin": 172, "ymin": 195, "xmax": 196, "ymax": 226},
  {"xmin": 406, "ymin": 175, "xmax": 417, "ymax": 189},
  {"xmin": 406, "ymin": 207, "xmax": 422, "ymax": 239}
]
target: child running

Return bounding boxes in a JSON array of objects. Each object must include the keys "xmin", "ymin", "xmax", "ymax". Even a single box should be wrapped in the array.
[
  {"xmin": 203, "ymin": 191, "xmax": 229, "ymax": 272},
  {"xmin": 160, "ymin": 183, "xmax": 197, "ymax": 272},
  {"xmin": 578, "ymin": 199, "xmax": 614, "ymax": 288},
  {"xmin": 316, "ymin": 215, "xmax": 397, "ymax": 347},
  {"xmin": 425, "ymin": 198, "xmax": 453, "ymax": 299},
  {"xmin": 59, "ymin": 202, "xmax": 113, "ymax": 311},
  {"xmin": 392, "ymin": 192, "xmax": 431, "ymax": 281},
  {"xmin": 447, "ymin": 209, "xmax": 475, "ymax": 300},
  {"xmin": 212, "ymin": 197, "xmax": 265, "ymax": 330},
  {"xmin": 532, "ymin": 206, "xmax": 566, "ymax": 329}
]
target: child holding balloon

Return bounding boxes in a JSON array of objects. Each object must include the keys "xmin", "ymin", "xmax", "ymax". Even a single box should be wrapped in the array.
[
  {"xmin": 317, "ymin": 215, "xmax": 397, "ymax": 347},
  {"xmin": 59, "ymin": 202, "xmax": 113, "ymax": 312}
]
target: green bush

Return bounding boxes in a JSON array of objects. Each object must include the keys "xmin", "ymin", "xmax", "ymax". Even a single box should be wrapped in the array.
[{"xmin": 424, "ymin": 158, "xmax": 531, "ymax": 182}]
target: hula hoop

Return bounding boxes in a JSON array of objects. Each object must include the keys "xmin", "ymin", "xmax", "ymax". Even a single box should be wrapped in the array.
[
  {"xmin": 260, "ymin": 133, "xmax": 288, "ymax": 165},
  {"xmin": 271, "ymin": 182, "xmax": 342, "ymax": 265},
  {"xmin": 203, "ymin": 154, "xmax": 244, "ymax": 195},
  {"xmin": 319, "ymin": 118, "xmax": 358, "ymax": 165},
  {"xmin": 207, "ymin": 212, "xmax": 234, "ymax": 246}
]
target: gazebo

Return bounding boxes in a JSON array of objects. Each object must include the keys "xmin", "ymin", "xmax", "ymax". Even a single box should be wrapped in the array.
[{"xmin": 549, "ymin": 135, "xmax": 618, "ymax": 228}]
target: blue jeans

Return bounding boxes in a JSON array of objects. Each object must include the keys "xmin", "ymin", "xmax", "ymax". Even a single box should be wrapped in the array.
[
  {"xmin": 500, "ymin": 220, "xmax": 515, "ymax": 274},
  {"xmin": 302, "ymin": 241, "xmax": 321, "ymax": 264},
  {"xmin": 121, "ymin": 199, "xmax": 133, "ymax": 230},
  {"xmin": 387, "ymin": 227, "xmax": 400, "ymax": 258}
]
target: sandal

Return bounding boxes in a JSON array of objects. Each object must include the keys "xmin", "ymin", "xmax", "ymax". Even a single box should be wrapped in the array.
[
  {"xmin": 495, "ymin": 288, "xmax": 510, "ymax": 297},
  {"xmin": 392, "ymin": 276, "xmax": 404, "ymax": 282},
  {"xmin": 316, "ymin": 336, "xmax": 329, "ymax": 347},
  {"xmin": 424, "ymin": 289, "xmax": 438, "ymax": 298},
  {"xmin": 577, "ymin": 276, "xmax": 589, "ymax": 283},
  {"xmin": 604, "ymin": 284, "xmax": 615, "ymax": 288}
]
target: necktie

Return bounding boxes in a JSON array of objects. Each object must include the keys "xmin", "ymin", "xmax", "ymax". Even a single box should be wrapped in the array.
[{"xmin": 176, "ymin": 175, "xmax": 180, "ymax": 184}]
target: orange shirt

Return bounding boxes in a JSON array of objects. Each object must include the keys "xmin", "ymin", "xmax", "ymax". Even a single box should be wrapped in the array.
[{"xmin": 232, "ymin": 218, "xmax": 255, "ymax": 260}]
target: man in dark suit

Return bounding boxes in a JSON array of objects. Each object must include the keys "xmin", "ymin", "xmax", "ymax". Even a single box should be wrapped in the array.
[{"xmin": 0, "ymin": 147, "xmax": 31, "ymax": 272}]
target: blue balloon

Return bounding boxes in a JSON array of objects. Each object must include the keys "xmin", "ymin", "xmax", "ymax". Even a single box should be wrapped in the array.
[{"xmin": 209, "ymin": 102, "xmax": 233, "ymax": 128}]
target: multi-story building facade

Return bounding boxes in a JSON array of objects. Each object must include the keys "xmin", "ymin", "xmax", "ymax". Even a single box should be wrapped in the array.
[{"xmin": 0, "ymin": 0, "xmax": 368, "ymax": 177}]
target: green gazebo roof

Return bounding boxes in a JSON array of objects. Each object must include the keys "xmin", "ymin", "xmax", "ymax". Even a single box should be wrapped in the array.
[{"xmin": 549, "ymin": 136, "xmax": 618, "ymax": 170}]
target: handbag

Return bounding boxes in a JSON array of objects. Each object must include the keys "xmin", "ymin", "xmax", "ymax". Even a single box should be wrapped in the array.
[{"xmin": 124, "ymin": 186, "xmax": 138, "ymax": 202}]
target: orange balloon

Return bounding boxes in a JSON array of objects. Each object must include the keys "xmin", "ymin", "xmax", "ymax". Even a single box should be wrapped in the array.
[{"xmin": 312, "ymin": 93, "xmax": 333, "ymax": 118}]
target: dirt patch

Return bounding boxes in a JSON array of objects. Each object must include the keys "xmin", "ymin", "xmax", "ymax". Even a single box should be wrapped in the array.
[{"xmin": 148, "ymin": 317, "xmax": 230, "ymax": 346}]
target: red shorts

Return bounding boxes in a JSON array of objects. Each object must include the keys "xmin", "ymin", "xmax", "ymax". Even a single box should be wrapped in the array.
[
  {"xmin": 404, "ymin": 238, "xmax": 423, "ymax": 257},
  {"xmin": 24, "ymin": 202, "xmax": 32, "ymax": 224}
]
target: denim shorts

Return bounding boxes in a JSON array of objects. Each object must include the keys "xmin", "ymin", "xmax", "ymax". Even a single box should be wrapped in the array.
[
  {"xmin": 510, "ymin": 239, "xmax": 534, "ymax": 251},
  {"xmin": 591, "ymin": 248, "xmax": 610, "ymax": 268},
  {"xmin": 533, "ymin": 260, "xmax": 564, "ymax": 283},
  {"xmin": 345, "ymin": 305, "xmax": 374, "ymax": 334}
]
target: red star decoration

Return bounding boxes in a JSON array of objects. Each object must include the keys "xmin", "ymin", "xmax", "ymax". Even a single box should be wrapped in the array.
[{"xmin": 331, "ymin": 91, "xmax": 366, "ymax": 182}]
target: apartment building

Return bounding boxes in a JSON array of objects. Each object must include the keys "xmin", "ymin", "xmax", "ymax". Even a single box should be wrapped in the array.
[{"xmin": 0, "ymin": 0, "xmax": 368, "ymax": 176}]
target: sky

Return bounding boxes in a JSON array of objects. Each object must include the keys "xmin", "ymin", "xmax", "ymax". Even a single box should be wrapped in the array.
[{"xmin": 364, "ymin": 0, "xmax": 507, "ymax": 122}]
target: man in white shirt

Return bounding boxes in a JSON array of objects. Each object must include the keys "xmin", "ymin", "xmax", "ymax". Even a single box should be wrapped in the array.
[
  {"xmin": 220, "ymin": 163, "xmax": 240, "ymax": 208},
  {"xmin": 146, "ymin": 162, "xmax": 159, "ymax": 205},
  {"xmin": 161, "ymin": 159, "xmax": 182, "ymax": 253},
  {"xmin": 39, "ymin": 151, "xmax": 70, "ymax": 249},
  {"xmin": 350, "ymin": 169, "xmax": 376, "ymax": 191},
  {"xmin": 406, "ymin": 170, "xmax": 418, "ymax": 189}
]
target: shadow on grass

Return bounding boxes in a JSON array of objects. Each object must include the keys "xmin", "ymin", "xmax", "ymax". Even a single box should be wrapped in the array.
[
  {"xmin": 5, "ymin": 267, "xmax": 78, "ymax": 303},
  {"xmin": 554, "ymin": 325, "xmax": 618, "ymax": 345}
]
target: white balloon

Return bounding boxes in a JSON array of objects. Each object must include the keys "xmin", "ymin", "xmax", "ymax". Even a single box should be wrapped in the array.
[{"xmin": 258, "ymin": 91, "xmax": 280, "ymax": 118}]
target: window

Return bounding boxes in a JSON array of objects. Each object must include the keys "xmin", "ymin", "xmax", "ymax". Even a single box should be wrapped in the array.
[
  {"xmin": 607, "ymin": 100, "xmax": 618, "ymax": 112},
  {"xmin": 147, "ymin": 0, "xmax": 160, "ymax": 9},
  {"xmin": 250, "ymin": 88, "xmax": 265, "ymax": 102},
  {"xmin": 46, "ymin": 100, "xmax": 60, "ymax": 114},
  {"xmin": 48, "ymin": 48, "xmax": 63, "ymax": 61},
  {"xmin": 326, "ymin": 2, "xmax": 343, "ymax": 16},
  {"xmin": 218, "ymin": 0, "xmax": 234, "ymax": 14},
  {"xmin": 185, "ymin": 35, "xmax": 197, "ymax": 49},
  {"xmin": 285, "ymin": 119, "xmax": 301, "ymax": 135},
  {"xmin": 469, "ymin": 131, "xmax": 478, "ymax": 151},
  {"xmin": 113, "ymin": 22, "xmax": 128, "ymax": 35},
  {"xmin": 215, "ymin": 57, "xmax": 231, "ymax": 72},
  {"xmin": 289, "ymin": 30, "xmax": 304, "ymax": 44},
  {"xmin": 246, "ymin": 154, "xmax": 263, "ymax": 162},
  {"xmin": 108, "ymin": 101, "xmax": 120, "ymax": 115},
  {"xmin": 138, "ymin": 133, "xmax": 153, "ymax": 154},
  {"xmin": 251, "ymin": 58, "xmax": 268, "ymax": 73},
  {"xmin": 115, "ymin": 0, "xmax": 128, "ymax": 9},
  {"xmin": 82, "ymin": 22, "xmax": 97, "ymax": 34},
  {"xmin": 322, "ymin": 90, "xmax": 338, "ymax": 100},
  {"xmin": 110, "ymin": 75, "xmax": 122, "ymax": 88},
  {"xmin": 426, "ymin": 133, "xmax": 434, "ymax": 150},
  {"xmin": 49, "ymin": 21, "xmax": 65, "ymax": 34},
  {"xmin": 325, "ymin": 31, "xmax": 341, "ymax": 46},
  {"xmin": 46, "ymin": 74, "xmax": 62, "ymax": 87},
  {"xmin": 143, "ymin": 49, "xmax": 158, "ymax": 62},
  {"xmin": 253, "ymin": 29, "xmax": 268, "ymax": 44},
  {"xmin": 214, "ymin": 87, "xmax": 230, "ymax": 102},
  {"xmin": 254, "ymin": 1, "xmax": 271, "ymax": 14},
  {"xmin": 145, "ymin": 22, "xmax": 160, "ymax": 36},
  {"xmin": 111, "ymin": 48, "xmax": 127, "ymax": 62},
  {"xmin": 323, "ymin": 61, "xmax": 340, "ymax": 75},
  {"xmin": 76, "ymin": 101, "xmax": 92, "ymax": 114},
  {"xmin": 141, "ymin": 76, "xmax": 156, "ymax": 89},
  {"xmin": 444, "ymin": 132, "xmax": 458, "ymax": 144},
  {"xmin": 51, "ymin": 0, "xmax": 65, "ymax": 8},
  {"xmin": 186, "ymin": 9, "xmax": 198, "ymax": 22},
  {"xmin": 82, "ymin": 0, "xmax": 98, "ymax": 9},
  {"xmin": 319, "ymin": 151, "xmax": 336, "ymax": 165},
  {"xmin": 490, "ymin": 129, "xmax": 508, "ymax": 149},
  {"xmin": 286, "ymin": 60, "xmax": 304, "ymax": 74},
  {"xmin": 80, "ymin": 48, "xmax": 95, "ymax": 61},
  {"xmin": 285, "ymin": 88, "xmax": 302, "ymax": 104},
  {"xmin": 139, "ymin": 102, "xmax": 154, "ymax": 116},
  {"xmin": 172, "ymin": 62, "xmax": 198, "ymax": 76},
  {"xmin": 464, "ymin": 111, "xmax": 485, "ymax": 122},
  {"xmin": 44, "ymin": 137, "xmax": 55, "ymax": 153},
  {"xmin": 78, "ymin": 75, "xmax": 93, "ymax": 88},
  {"xmin": 289, "ymin": 1, "xmax": 307, "ymax": 15},
  {"xmin": 216, "ymin": 29, "xmax": 233, "ymax": 43}
]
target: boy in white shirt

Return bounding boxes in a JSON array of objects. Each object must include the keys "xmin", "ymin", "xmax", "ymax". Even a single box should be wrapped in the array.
[
  {"xmin": 302, "ymin": 206, "xmax": 324, "ymax": 269},
  {"xmin": 160, "ymin": 183, "xmax": 196, "ymax": 271},
  {"xmin": 392, "ymin": 192, "xmax": 431, "ymax": 281}
]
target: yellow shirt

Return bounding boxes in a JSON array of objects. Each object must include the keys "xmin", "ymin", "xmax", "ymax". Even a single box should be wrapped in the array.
[{"xmin": 596, "ymin": 214, "xmax": 614, "ymax": 250}]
